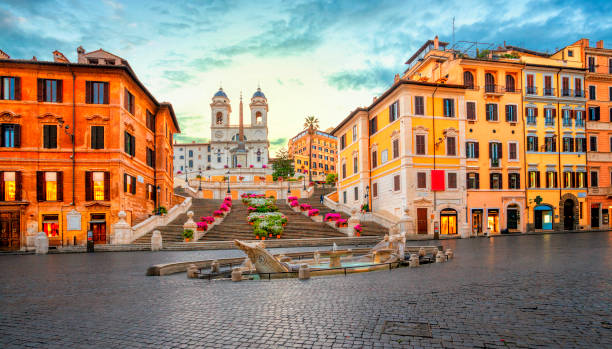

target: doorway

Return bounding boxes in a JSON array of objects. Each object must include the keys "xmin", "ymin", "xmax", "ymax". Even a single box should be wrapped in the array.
[
  {"xmin": 563, "ymin": 199, "xmax": 575, "ymax": 230},
  {"xmin": 507, "ymin": 205, "xmax": 519, "ymax": 231},
  {"xmin": 471, "ymin": 209, "xmax": 483, "ymax": 235},
  {"xmin": 534, "ymin": 205, "xmax": 553, "ymax": 230},
  {"xmin": 440, "ymin": 208, "xmax": 457, "ymax": 235},
  {"xmin": 0, "ymin": 211, "xmax": 20, "ymax": 250},
  {"xmin": 416, "ymin": 208, "xmax": 428, "ymax": 234},
  {"xmin": 90, "ymin": 214, "xmax": 107, "ymax": 244},
  {"xmin": 591, "ymin": 204, "xmax": 600, "ymax": 228},
  {"xmin": 487, "ymin": 209, "xmax": 499, "ymax": 234}
]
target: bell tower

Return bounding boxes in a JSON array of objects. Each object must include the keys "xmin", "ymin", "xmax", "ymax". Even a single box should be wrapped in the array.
[
  {"xmin": 250, "ymin": 87, "xmax": 268, "ymax": 126},
  {"xmin": 211, "ymin": 87, "xmax": 231, "ymax": 128}
]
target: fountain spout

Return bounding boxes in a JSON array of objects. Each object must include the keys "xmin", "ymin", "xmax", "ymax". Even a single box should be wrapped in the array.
[{"xmin": 332, "ymin": 242, "xmax": 338, "ymax": 252}]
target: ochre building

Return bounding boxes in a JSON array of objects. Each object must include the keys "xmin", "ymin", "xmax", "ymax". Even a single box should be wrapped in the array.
[{"xmin": 288, "ymin": 129, "xmax": 337, "ymax": 181}]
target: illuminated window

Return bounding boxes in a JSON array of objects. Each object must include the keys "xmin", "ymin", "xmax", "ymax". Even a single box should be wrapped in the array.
[
  {"xmin": 93, "ymin": 172, "xmax": 105, "ymax": 200},
  {"xmin": 42, "ymin": 214, "xmax": 60, "ymax": 237},
  {"xmin": 46, "ymin": 172, "xmax": 57, "ymax": 201},
  {"xmin": 3, "ymin": 171, "xmax": 16, "ymax": 201}
]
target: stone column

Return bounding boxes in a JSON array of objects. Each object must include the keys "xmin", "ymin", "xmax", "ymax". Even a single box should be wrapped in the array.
[
  {"xmin": 111, "ymin": 211, "xmax": 133, "ymax": 244},
  {"xmin": 183, "ymin": 211, "xmax": 197, "ymax": 241}
]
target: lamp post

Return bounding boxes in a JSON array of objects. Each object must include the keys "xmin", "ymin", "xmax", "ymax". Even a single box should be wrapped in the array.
[
  {"xmin": 156, "ymin": 185, "xmax": 161, "ymax": 215},
  {"xmin": 364, "ymin": 185, "xmax": 370, "ymax": 212},
  {"xmin": 226, "ymin": 169, "xmax": 231, "ymax": 194},
  {"xmin": 302, "ymin": 168, "xmax": 306, "ymax": 191},
  {"xmin": 287, "ymin": 182, "xmax": 291, "ymax": 200},
  {"xmin": 198, "ymin": 166, "xmax": 202, "ymax": 192}
]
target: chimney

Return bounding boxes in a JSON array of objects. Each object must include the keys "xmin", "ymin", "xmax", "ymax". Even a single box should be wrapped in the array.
[
  {"xmin": 394, "ymin": 73, "xmax": 400, "ymax": 83},
  {"xmin": 0, "ymin": 49, "xmax": 9, "ymax": 59},
  {"xmin": 373, "ymin": 96, "xmax": 378, "ymax": 103},
  {"xmin": 53, "ymin": 50, "xmax": 70, "ymax": 63},
  {"xmin": 597, "ymin": 40, "xmax": 604, "ymax": 49},
  {"xmin": 434, "ymin": 36, "xmax": 439, "ymax": 50},
  {"xmin": 76, "ymin": 46, "xmax": 85, "ymax": 63},
  {"xmin": 32, "ymin": 56, "xmax": 37, "ymax": 61}
]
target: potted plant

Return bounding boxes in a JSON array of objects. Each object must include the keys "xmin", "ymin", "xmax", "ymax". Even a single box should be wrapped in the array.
[
  {"xmin": 308, "ymin": 209, "xmax": 320, "ymax": 217},
  {"xmin": 250, "ymin": 164, "xmax": 254, "ymax": 168},
  {"xmin": 153, "ymin": 206, "xmax": 167, "ymax": 216},
  {"xmin": 360, "ymin": 203, "xmax": 370, "ymax": 213},
  {"xmin": 336, "ymin": 219, "xmax": 348, "ymax": 228},
  {"xmin": 353, "ymin": 224, "xmax": 362, "ymax": 237},
  {"xmin": 182, "ymin": 229, "xmax": 194, "ymax": 242},
  {"xmin": 196, "ymin": 221, "xmax": 208, "ymax": 231}
]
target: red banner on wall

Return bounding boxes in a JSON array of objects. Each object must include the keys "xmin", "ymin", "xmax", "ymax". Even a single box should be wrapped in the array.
[{"xmin": 431, "ymin": 170, "xmax": 445, "ymax": 191}]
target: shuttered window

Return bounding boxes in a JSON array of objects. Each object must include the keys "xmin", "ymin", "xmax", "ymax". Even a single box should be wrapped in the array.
[
  {"xmin": 37, "ymin": 171, "xmax": 63, "ymax": 202},
  {"xmin": 85, "ymin": 171, "xmax": 110, "ymax": 201},
  {"xmin": 446, "ymin": 137, "xmax": 456, "ymax": 156},
  {"xmin": 369, "ymin": 116, "xmax": 377, "ymax": 135},
  {"xmin": 0, "ymin": 171, "xmax": 22, "ymax": 201},
  {"xmin": 393, "ymin": 175, "xmax": 400, "ymax": 191},
  {"xmin": 37, "ymin": 79, "xmax": 63, "ymax": 103},
  {"xmin": 467, "ymin": 173, "xmax": 479, "ymax": 189},
  {"xmin": 443, "ymin": 98, "xmax": 455, "ymax": 117},
  {"xmin": 123, "ymin": 173, "xmax": 137, "ymax": 194},
  {"xmin": 414, "ymin": 96, "xmax": 424, "ymax": 115},
  {"xmin": 372, "ymin": 182, "xmax": 378, "ymax": 197},
  {"xmin": 447, "ymin": 172, "xmax": 457, "ymax": 189},
  {"xmin": 389, "ymin": 101, "xmax": 399, "ymax": 122},
  {"xmin": 146, "ymin": 110, "xmax": 156, "ymax": 132},
  {"xmin": 124, "ymin": 131, "xmax": 135, "ymax": 156},
  {"xmin": 43, "ymin": 125, "xmax": 58, "ymax": 149},
  {"xmin": 91, "ymin": 126, "xmax": 104, "ymax": 149},
  {"xmin": 463, "ymin": 71, "xmax": 474, "ymax": 89},
  {"xmin": 392, "ymin": 139, "xmax": 399, "ymax": 158},
  {"xmin": 124, "ymin": 88, "xmax": 135, "ymax": 114},
  {"xmin": 417, "ymin": 172, "xmax": 426, "ymax": 189},
  {"xmin": 371, "ymin": 151, "xmax": 377, "ymax": 168},
  {"xmin": 0, "ymin": 76, "xmax": 21, "ymax": 100},
  {"xmin": 0, "ymin": 123, "xmax": 21, "ymax": 148},
  {"xmin": 415, "ymin": 135, "xmax": 426, "ymax": 155},
  {"xmin": 86, "ymin": 81, "xmax": 109, "ymax": 104},
  {"xmin": 147, "ymin": 148, "xmax": 155, "ymax": 167},
  {"xmin": 466, "ymin": 101, "xmax": 476, "ymax": 120}
]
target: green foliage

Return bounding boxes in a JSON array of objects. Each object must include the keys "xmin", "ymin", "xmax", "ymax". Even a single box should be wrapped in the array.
[
  {"xmin": 477, "ymin": 49, "xmax": 490, "ymax": 58},
  {"xmin": 326, "ymin": 173, "xmax": 338, "ymax": 184},
  {"xmin": 361, "ymin": 203, "xmax": 370, "ymax": 212},
  {"xmin": 153, "ymin": 206, "xmax": 167, "ymax": 215},
  {"xmin": 182, "ymin": 229, "xmax": 194, "ymax": 239},
  {"xmin": 272, "ymin": 147, "xmax": 294, "ymax": 180},
  {"xmin": 501, "ymin": 53, "xmax": 519, "ymax": 59}
]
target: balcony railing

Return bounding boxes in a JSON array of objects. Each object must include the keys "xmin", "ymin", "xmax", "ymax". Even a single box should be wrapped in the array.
[
  {"xmin": 484, "ymin": 84, "xmax": 504, "ymax": 95},
  {"xmin": 574, "ymin": 90, "xmax": 585, "ymax": 98},
  {"xmin": 562, "ymin": 118, "xmax": 572, "ymax": 127},
  {"xmin": 545, "ymin": 118, "xmax": 555, "ymax": 126},
  {"xmin": 561, "ymin": 89, "xmax": 585, "ymax": 98},
  {"xmin": 576, "ymin": 119, "xmax": 585, "ymax": 127},
  {"xmin": 504, "ymin": 86, "xmax": 521, "ymax": 93},
  {"xmin": 543, "ymin": 87, "xmax": 555, "ymax": 96},
  {"xmin": 526, "ymin": 86, "xmax": 537, "ymax": 95},
  {"xmin": 526, "ymin": 117, "xmax": 537, "ymax": 125}
]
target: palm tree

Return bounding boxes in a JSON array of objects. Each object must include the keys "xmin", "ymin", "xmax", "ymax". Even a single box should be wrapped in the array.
[{"xmin": 303, "ymin": 116, "xmax": 319, "ymax": 183}]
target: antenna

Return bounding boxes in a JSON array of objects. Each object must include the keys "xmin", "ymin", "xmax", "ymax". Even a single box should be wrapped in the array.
[{"xmin": 452, "ymin": 16, "xmax": 455, "ymax": 49}]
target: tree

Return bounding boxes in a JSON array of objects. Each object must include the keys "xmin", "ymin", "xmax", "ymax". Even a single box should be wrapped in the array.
[
  {"xmin": 272, "ymin": 147, "xmax": 294, "ymax": 180},
  {"xmin": 325, "ymin": 173, "xmax": 337, "ymax": 184},
  {"xmin": 303, "ymin": 115, "xmax": 319, "ymax": 183}
]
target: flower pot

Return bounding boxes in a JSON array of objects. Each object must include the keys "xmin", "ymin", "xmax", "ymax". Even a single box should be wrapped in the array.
[
  {"xmin": 268, "ymin": 234, "xmax": 272, "ymax": 238},
  {"xmin": 255, "ymin": 236, "xmax": 260, "ymax": 240},
  {"xmin": 184, "ymin": 238, "xmax": 191, "ymax": 242},
  {"xmin": 262, "ymin": 236, "xmax": 266, "ymax": 240},
  {"xmin": 276, "ymin": 235, "xmax": 281, "ymax": 239}
]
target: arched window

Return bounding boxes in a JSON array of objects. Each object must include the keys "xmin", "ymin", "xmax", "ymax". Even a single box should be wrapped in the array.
[
  {"xmin": 256, "ymin": 149, "xmax": 261, "ymax": 162},
  {"xmin": 255, "ymin": 111, "xmax": 262, "ymax": 124},
  {"xmin": 485, "ymin": 73, "xmax": 495, "ymax": 92},
  {"xmin": 505, "ymin": 75, "xmax": 515, "ymax": 92},
  {"xmin": 216, "ymin": 112, "xmax": 223, "ymax": 124},
  {"xmin": 463, "ymin": 71, "xmax": 474, "ymax": 89}
]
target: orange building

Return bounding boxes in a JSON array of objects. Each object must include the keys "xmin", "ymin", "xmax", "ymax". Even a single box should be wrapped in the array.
[
  {"xmin": 287, "ymin": 129, "xmax": 337, "ymax": 181},
  {"xmin": 0, "ymin": 47, "xmax": 179, "ymax": 250}
]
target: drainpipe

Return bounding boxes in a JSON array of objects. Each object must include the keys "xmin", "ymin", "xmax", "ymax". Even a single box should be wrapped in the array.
[
  {"xmin": 367, "ymin": 113, "xmax": 372, "ymax": 213},
  {"xmin": 68, "ymin": 63, "xmax": 76, "ymax": 207},
  {"xmin": 556, "ymin": 68, "xmax": 562, "ymax": 230},
  {"xmin": 520, "ymin": 66, "xmax": 529, "ymax": 232},
  {"xmin": 432, "ymin": 86, "xmax": 439, "ymax": 239}
]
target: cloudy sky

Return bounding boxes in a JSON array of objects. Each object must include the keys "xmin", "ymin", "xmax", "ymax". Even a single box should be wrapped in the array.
[{"xmin": 2, "ymin": 0, "xmax": 611, "ymax": 154}]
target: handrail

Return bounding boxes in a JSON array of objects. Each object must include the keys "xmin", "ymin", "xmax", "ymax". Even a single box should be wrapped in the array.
[{"xmin": 129, "ymin": 196, "xmax": 193, "ymax": 242}]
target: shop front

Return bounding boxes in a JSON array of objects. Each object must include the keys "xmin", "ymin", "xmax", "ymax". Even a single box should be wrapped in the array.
[
  {"xmin": 440, "ymin": 208, "xmax": 458, "ymax": 235},
  {"xmin": 534, "ymin": 205, "xmax": 553, "ymax": 230},
  {"xmin": 487, "ymin": 209, "xmax": 499, "ymax": 234}
]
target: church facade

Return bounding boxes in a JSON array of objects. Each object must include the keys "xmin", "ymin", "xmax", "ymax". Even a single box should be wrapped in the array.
[{"xmin": 174, "ymin": 87, "xmax": 270, "ymax": 176}]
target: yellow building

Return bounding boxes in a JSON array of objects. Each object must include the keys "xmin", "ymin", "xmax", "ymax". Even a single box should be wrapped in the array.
[
  {"xmin": 404, "ymin": 37, "xmax": 527, "ymax": 235},
  {"xmin": 287, "ymin": 129, "xmax": 337, "ymax": 181},
  {"xmin": 332, "ymin": 75, "xmax": 468, "ymax": 238}
]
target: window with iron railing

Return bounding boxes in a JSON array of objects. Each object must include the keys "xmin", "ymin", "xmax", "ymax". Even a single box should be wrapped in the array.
[
  {"xmin": 544, "ymin": 109, "xmax": 555, "ymax": 126},
  {"xmin": 562, "ymin": 110, "xmax": 572, "ymax": 127},
  {"xmin": 575, "ymin": 111, "xmax": 585, "ymax": 127}
]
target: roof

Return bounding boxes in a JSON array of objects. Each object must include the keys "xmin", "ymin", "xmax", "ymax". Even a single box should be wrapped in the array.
[
  {"xmin": 252, "ymin": 87, "xmax": 266, "ymax": 98},
  {"xmin": 502, "ymin": 45, "xmax": 550, "ymax": 57},
  {"xmin": 331, "ymin": 79, "xmax": 465, "ymax": 135},
  {"xmin": 214, "ymin": 88, "xmax": 228, "ymax": 98},
  {"xmin": 0, "ymin": 58, "xmax": 181, "ymax": 132},
  {"xmin": 405, "ymin": 39, "xmax": 449, "ymax": 65}
]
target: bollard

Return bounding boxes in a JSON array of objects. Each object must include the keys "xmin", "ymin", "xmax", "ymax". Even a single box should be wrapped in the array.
[
  {"xmin": 409, "ymin": 253, "xmax": 419, "ymax": 267},
  {"xmin": 418, "ymin": 247, "xmax": 426, "ymax": 257},
  {"xmin": 210, "ymin": 260, "xmax": 220, "ymax": 274},
  {"xmin": 187, "ymin": 264, "xmax": 199, "ymax": 278},
  {"xmin": 298, "ymin": 264, "xmax": 310, "ymax": 280},
  {"xmin": 445, "ymin": 249, "xmax": 453, "ymax": 259},
  {"xmin": 435, "ymin": 250, "xmax": 445, "ymax": 263},
  {"xmin": 35, "ymin": 232, "xmax": 49, "ymax": 255},
  {"xmin": 231, "ymin": 268, "xmax": 243, "ymax": 282},
  {"xmin": 151, "ymin": 230, "xmax": 162, "ymax": 251}
]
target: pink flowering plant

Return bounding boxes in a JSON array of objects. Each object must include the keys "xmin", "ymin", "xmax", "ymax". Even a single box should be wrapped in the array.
[
  {"xmin": 196, "ymin": 221, "xmax": 208, "ymax": 231},
  {"xmin": 353, "ymin": 224, "xmax": 363, "ymax": 233},
  {"xmin": 213, "ymin": 210, "xmax": 224, "ymax": 217},
  {"xmin": 325, "ymin": 213, "xmax": 342, "ymax": 221},
  {"xmin": 220, "ymin": 203, "xmax": 230, "ymax": 211},
  {"xmin": 289, "ymin": 200, "xmax": 299, "ymax": 207},
  {"xmin": 287, "ymin": 196, "xmax": 298, "ymax": 201},
  {"xmin": 299, "ymin": 203, "xmax": 312, "ymax": 211},
  {"xmin": 308, "ymin": 209, "xmax": 319, "ymax": 217},
  {"xmin": 200, "ymin": 216, "xmax": 215, "ymax": 224},
  {"xmin": 336, "ymin": 219, "xmax": 348, "ymax": 228}
]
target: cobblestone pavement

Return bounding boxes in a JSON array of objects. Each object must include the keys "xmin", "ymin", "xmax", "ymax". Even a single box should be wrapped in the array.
[{"xmin": 1, "ymin": 233, "xmax": 611, "ymax": 348}]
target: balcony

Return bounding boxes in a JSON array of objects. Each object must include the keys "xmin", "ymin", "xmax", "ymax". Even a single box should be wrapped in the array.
[
  {"xmin": 484, "ymin": 84, "xmax": 504, "ymax": 96},
  {"xmin": 562, "ymin": 118, "xmax": 572, "ymax": 127},
  {"xmin": 544, "ymin": 118, "xmax": 555, "ymax": 127},
  {"xmin": 587, "ymin": 152, "xmax": 612, "ymax": 162},
  {"xmin": 543, "ymin": 87, "xmax": 555, "ymax": 97},
  {"xmin": 526, "ymin": 86, "xmax": 537, "ymax": 95},
  {"xmin": 574, "ymin": 90, "xmax": 585, "ymax": 98},
  {"xmin": 561, "ymin": 89, "xmax": 573, "ymax": 97},
  {"xmin": 575, "ymin": 119, "xmax": 585, "ymax": 128},
  {"xmin": 504, "ymin": 85, "xmax": 521, "ymax": 93},
  {"xmin": 588, "ymin": 186, "xmax": 612, "ymax": 196}
]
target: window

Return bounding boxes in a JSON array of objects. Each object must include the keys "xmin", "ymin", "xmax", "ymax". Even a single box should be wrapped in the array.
[
  {"xmin": 589, "ymin": 106, "xmax": 600, "ymax": 121},
  {"xmin": 37, "ymin": 79, "xmax": 62, "ymax": 102},
  {"xmin": 85, "ymin": 81, "xmax": 109, "ymax": 104},
  {"xmin": 146, "ymin": 110, "xmax": 156, "ymax": 132},
  {"xmin": 85, "ymin": 171, "xmax": 110, "ymax": 201},
  {"xmin": 343, "ymin": 191, "xmax": 347, "ymax": 204},
  {"xmin": 526, "ymin": 107, "xmax": 537, "ymax": 125},
  {"xmin": 577, "ymin": 172, "xmax": 587, "ymax": 188},
  {"xmin": 392, "ymin": 139, "xmax": 399, "ymax": 159},
  {"xmin": 544, "ymin": 108, "xmax": 555, "ymax": 126},
  {"xmin": 576, "ymin": 111, "xmax": 585, "ymax": 127},
  {"xmin": 353, "ymin": 156, "xmax": 358, "ymax": 174},
  {"xmin": 0, "ymin": 171, "xmax": 22, "ymax": 201},
  {"xmin": 576, "ymin": 137, "xmax": 587, "ymax": 152},
  {"xmin": 568, "ymin": 50, "xmax": 574, "ymax": 57},
  {"xmin": 527, "ymin": 136, "xmax": 538, "ymax": 152},
  {"xmin": 610, "ymin": 136, "xmax": 612, "ymax": 152},
  {"xmin": 381, "ymin": 149, "xmax": 388, "ymax": 164},
  {"xmin": 466, "ymin": 101, "xmax": 476, "ymax": 120},
  {"xmin": 371, "ymin": 151, "xmax": 377, "ymax": 168},
  {"xmin": 505, "ymin": 75, "xmax": 515, "ymax": 92},
  {"xmin": 588, "ymin": 57, "xmax": 595, "ymax": 72},
  {"xmin": 369, "ymin": 117, "xmax": 377, "ymax": 135},
  {"xmin": 43, "ymin": 125, "xmax": 57, "ymax": 149},
  {"xmin": 124, "ymin": 131, "xmax": 135, "ymax": 156},
  {"xmin": 490, "ymin": 173, "xmax": 502, "ymax": 189},
  {"xmin": 486, "ymin": 103, "xmax": 498, "ymax": 121},
  {"xmin": 467, "ymin": 172, "xmax": 479, "ymax": 189},
  {"xmin": 489, "ymin": 142, "xmax": 502, "ymax": 166},
  {"xmin": 590, "ymin": 171, "xmax": 599, "ymax": 187},
  {"xmin": 562, "ymin": 137, "xmax": 574, "ymax": 152},
  {"xmin": 544, "ymin": 76, "xmax": 553, "ymax": 96},
  {"xmin": 466, "ymin": 141, "xmax": 478, "ymax": 158},
  {"xmin": 508, "ymin": 173, "xmax": 520, "ymax": 189},
  {"xmin": 545, "ymin": 171, "xmax": 557, "ymax": 188},
  {"xmin": 389, "ymin": 101, "xmax": 399, "ymax": 122},
  {"xmin": 342, "ymin": 163, "xmax": 346, "ymax": 178},
  {"xmin": 146, "ymin": 184, "xmax": 155, "ymax": 201},
  {"xmin": 526, "ymin": 74, "xmax": 536, "ymax": 94},
  {"xmin": 589, "ymin": 85, "xmax": 596, "ymax": 100},
  {"xmin": 37, "ymin": 171, "xmax": 63, "ymax": 202},
  {"xmin": 562, "ymin": 110, "xmax": 572, "ymax": 127},
  {"xmin": 528, "ymin": 171, "xmax": 540, "ymax": 188},
  {"xmin": 561, "ymin": 77, "xmax": 570, "ymax": 96},
  {"xmin": 463, "ymin": 71, "xmax": 474, "ymax": 89},
  {"xmin": 0, "ymin": 76, "xmax": 21, "ymax": 100},
  {"xmin": 414, "ymin": 96, "xmax": 424, "ymax": 115},
  {"xmin": 590, "ymin": 135, "xmax": 598, "ymax": 151},
  {"xmin": 90, "ymin": 126, "xmax": 104, "ymax": 149},
  {"xmin": 124, "ymin": 173, "xmax": 137, "ymax": 194},
  {"xmin": 417, "ymin": 172, "xmax": 426, "ymax": 189},
  {"xmin": 354, "ymin": 187, "xmax": 359, "ymax": 200},
  {"xmin": 340, "ymin": 134, "xmax": 346, "ymax": 149},
  {"xmin": 447, "ymin": 172, "xmax": 457, "ymax": 189},
  {"xmin": 147, "ymin": 148, "xmax": 155, "ymax": 167},
  {"xmin": 563, "ymin": 172, "xmax": 572, "ymax": 188},
  {"xmin": 484, "ymin": 72, "xmax": 496, "ymax": 92},
  {"xmin": 393, "ymin": 175, "xmax": 400, "ymax": 191},
  {"xmin": 443, "ymin": 98, "xmax": 454, "ymax": 117},
  {"xmin": 124, "ymin": 88, "xmax": 135, "ymax": 114},
  {"xmin": 42, "ymin": 214, "xmax": 60, "ymax": 238},
  {"xmin": 188, "ymin": 150, "xmax": 193, "ymax": 157},
  {"xmin": 508, "ymin": 142, "xmax": 517, "ymax": 160},
  {"xmin": 610, "ymin": 87, "xmax": 612, "ymax": 101},
  {"xmin": 372, "ymin": 182, "xmax": 378, "ymax": 197},
  {"xmin": 415, "ymin": 134, "xmax": 426, "ymax": 155},
  {"xmin": 446, "ymin": 137, "xmax": 456, "ymax": 156},
  {"xmin": 610, "ymin": 58, "xmax": 612, "ymax": 74},
  {"xmin": 505, "ymin": 105, "xmax": 517, "ymax": 122},
  {"xmin": 0, "ymin": 124, "xmax": 20, "ymax": 148},
  {"xmin": 215, "ymin": 112, "xmax": 223, "ymax": 124},
  {"xmin": 352, "ymin": 125, "xmax": 357, "ymax": 142},
  {"xmin": 544, "ymin": 136, "xmax": 556, "ymax": 152},
  {"xmin": 575, "ymin": 78, "xmax": 583, "ymax": 97}
]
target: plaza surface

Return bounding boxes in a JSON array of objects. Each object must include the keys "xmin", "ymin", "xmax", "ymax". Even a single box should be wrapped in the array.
[{"xmin": 0, "ymin": 233, "xmax": 611, "ymax": 348}]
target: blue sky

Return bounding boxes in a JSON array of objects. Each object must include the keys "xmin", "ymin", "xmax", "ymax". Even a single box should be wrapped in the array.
[{"xmin": 2, "ymin": 0, "xmax": 612, "ymax": 154}]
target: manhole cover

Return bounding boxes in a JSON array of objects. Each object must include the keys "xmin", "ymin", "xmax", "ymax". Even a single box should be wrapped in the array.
[{"xmin": 382, "ymin": 321, "xmax": 432, "ymax": 338}]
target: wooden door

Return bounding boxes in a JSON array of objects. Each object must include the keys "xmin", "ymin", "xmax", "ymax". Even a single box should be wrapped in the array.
[
  {"xmin": 91, "ymin": 222, "xmax": 107, "ymax": 244},
  {"xmin": 417, "ymin": 208, "xmax": 428, "ymax": 234},
  {"xmin": 0, "ymin": 211, "xmax": 20, "ymax": 250}
]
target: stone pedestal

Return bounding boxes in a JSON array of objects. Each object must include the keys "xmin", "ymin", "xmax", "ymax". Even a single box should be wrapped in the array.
[
  {"xmin": 183, "ymin": 211, "xmax": 198, "ymax": 242},
  {"xmin": 460, "ymin": 222, "xmax": 470, "ymax": 239},
  {"xmin": 311, "ymin": 215, "xmax": 323, "ymax": 222},
  {"xmin": 445, "ymin": 249, "xmax": 454, "ymax": 259},
  {"xmin": 409, "ymin": 254, "xmax": 419, "ymax": 267},
  {"xmin": 111, "ymin": 211, "xmax": 133, "ymax": 244},
  {"xmin": 35, "ymin": 232, "xmax": 49, "ymax": 255},
  {"xmin": 25, "ymin": 220, "xmax": 39, "ymax": 251},
  {"xmin": 231, "ymin": 268, "xmax": 242, "ymax": 282},
  {"xmin": 298, "ymin": 264, "xmax": 310, "ymax": 280},
  {"xmin": 435, "ymin": 250, "xmax": 446, "ymax": 263},
  {"xmin": 151, "ymin": 230, "xmax": 162, "ymax": 251},
  {"xmin": 210, "ymin": 260, "xmax": 220, "ymax": 274},
  {"xmin": 187, "ymin": 264, "xmax": 199, "ymax": 278}
]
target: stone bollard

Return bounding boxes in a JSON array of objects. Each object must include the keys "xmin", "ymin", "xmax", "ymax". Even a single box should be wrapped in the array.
[
  {"xmin": 35, "ymin": 232, "xmax": 49, "ymax": 255},
  {"xmin": 445, "ymin": 249, "xmax": 453, "ymax": 259},
  {"xmin": 231, "ymin": 268, "xmax": 242, "ymax": 282},
  {"xmin": 187, "ymin": 264, "xmax": 199, "ymax": 278},
  {"xmin": 210, "ymin": 260, "xmax": 220, "ymax": 274},
  {"xmin": 409, "ymin": 253, "xmax": 419, "ymax": 267},
  {"xmin": 298, "ymin": 264, "xmax": 310, "ymax": 280},
  {"xmin": 150, "ymin": 230, "xmax": 162, "ymax": 251},
  {"xmin": 313, "ymin": 251, "xmax": 320, "ymax": 265},
  {"xmin": 435, "ymin": 250, "xmax": 446, "ymax": 263},
  {"xmin": 418, "ymin": 247, "xmax": 426, "ymax": 257}
]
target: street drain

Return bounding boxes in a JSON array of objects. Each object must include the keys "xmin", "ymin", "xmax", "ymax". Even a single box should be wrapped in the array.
[{"xmin": 381, "ymin": 321, "xmax": 432, "ymax": 338}]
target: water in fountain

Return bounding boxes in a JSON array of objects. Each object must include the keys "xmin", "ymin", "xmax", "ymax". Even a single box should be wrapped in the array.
[{"xmin": 332, "ymin": 242, "xmax": 338, "ymax": 252}]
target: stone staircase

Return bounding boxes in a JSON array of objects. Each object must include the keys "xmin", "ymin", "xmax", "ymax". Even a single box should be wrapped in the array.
[{"xmin": 132, "ymin": 198, "xmax": 223, "ymax": 243}]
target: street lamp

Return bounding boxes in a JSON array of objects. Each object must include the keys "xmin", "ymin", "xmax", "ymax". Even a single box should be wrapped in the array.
[
  {"xmin": 364, "ymin": 185, "xmax": 370, "ymax": 212},
  {"xmin": 226, "ymin": 169, "xmax": 231, "ymax": 194},
  {"xmin": 198, "ymin": 166, "xmax": 202, "ymax": 192},
  {"xmin": 287, "ymin": 181, "xmax": 291, "ymax": 199},
  {"xmin": 302, "ymin": 169, "xmax": 306, "ymax": 190},
  {"xmin": 156, "ymin": 185, "xmax": 161, "ymax": 215}
]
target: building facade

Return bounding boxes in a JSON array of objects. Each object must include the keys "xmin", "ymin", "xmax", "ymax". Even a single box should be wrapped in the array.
[
  {"xmin": 287, "ymin": 129, "xmax": 337, "ymax": 181},
  {"xmin": 0, "ymin": 47, "xmax": 179, "ymax": 250},
  {"xmin": 174, "ymin": 142, "xmax": 211, "ymax": 177}
]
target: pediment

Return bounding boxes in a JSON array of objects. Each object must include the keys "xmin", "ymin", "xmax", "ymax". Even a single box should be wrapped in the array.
[
  {"xmin": 0, "ymin": 110, "xmax": 21, "ymax": 122},
  {"xmin": 413, "ymin": 197, "xmax": 432, "ymax": 205},
  {"xmin": 85, "ymin": 114, "xmax": 110, "ymax": 123},
  {"xmin": 37, "ymin": 113, "xmax": 64, "ymax": 123},
  {"xmin": 414, "ymin": 125, "xmax": 429, "ymax": 133}
]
